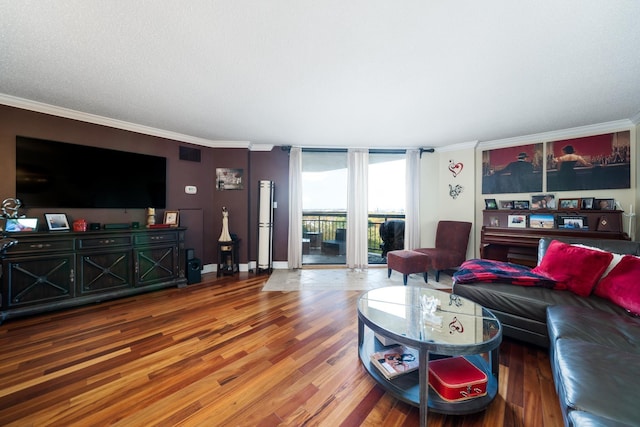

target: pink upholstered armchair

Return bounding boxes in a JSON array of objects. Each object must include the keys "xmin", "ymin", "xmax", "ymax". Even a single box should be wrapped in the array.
[{"xmin": 414, "ymin": 220, "xmax": 472, "ymax": 282}]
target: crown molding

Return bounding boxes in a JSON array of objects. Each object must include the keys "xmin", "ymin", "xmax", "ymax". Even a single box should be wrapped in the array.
[
  {"xmin": 0, "ymin": 94, "xmax": 250, "ymax": 149},
  {"xmin": 249, "ymin": 143, "xmax": 275, "ymax": 151},
  {"xmin": 436, "ymin": 140, "xmax": 478, "ymax": 153},
  {"xmin": 478, "ymin": 119, "xmax": 634, "ymax": 150},
  {"xmin": 631, "ymin": 110, "xmax": 640, "ymax": 125}
]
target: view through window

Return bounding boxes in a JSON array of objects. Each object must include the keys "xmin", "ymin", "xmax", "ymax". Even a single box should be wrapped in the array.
[{"xmin": 302, "ymin": 151, "xmax": 405, "ymax": 265}]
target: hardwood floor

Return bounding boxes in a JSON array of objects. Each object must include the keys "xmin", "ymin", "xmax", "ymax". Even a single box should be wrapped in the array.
[{"xmin": 0, "ymin": 273, "xmax": 563, "ymax": 426}]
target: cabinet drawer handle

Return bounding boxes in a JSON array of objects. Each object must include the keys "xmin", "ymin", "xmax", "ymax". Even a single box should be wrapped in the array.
[
  {"xmin": 29, "ymin": 243, "xmax": 52, "ymax": 249},
  {"xmin": 99, "ymin": 239, "xmax": 116, "ymax": 244}
]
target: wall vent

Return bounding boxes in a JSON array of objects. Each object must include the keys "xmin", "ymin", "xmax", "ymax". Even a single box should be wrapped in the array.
[{"xmin": 179, "ymin": 146, "xmax": 201, "ymax": 162}]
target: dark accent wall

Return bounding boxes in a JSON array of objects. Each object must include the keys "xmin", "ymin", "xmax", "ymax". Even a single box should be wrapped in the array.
[{"xmin": 0, "ymin": 104, "xmax": 290, "ymax": 268}]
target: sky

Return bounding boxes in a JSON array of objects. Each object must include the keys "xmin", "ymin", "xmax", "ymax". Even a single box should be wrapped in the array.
[{"xmin": 302, "ymin": 159, "xmax": 406, "ymax": 212}]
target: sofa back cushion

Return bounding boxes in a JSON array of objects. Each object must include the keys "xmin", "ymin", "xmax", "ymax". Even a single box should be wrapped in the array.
[
  {"xmin": 532, "ymin": 240, "xmax": 613, "ymax": 296},
  {"xmin": 593, "ymin": 255, "xmax": 640, "ymax": 315},
  {"xmin": 537, "ymin": 237, "xmax": 640, "ymax": 265}
]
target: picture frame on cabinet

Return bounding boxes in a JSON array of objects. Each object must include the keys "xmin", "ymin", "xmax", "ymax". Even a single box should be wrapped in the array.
[
  {"xmin": 507, "ymin": 215, "xmax": 527, "ymax": 228},
  {"xmin": 484, "ymin": 198, "xmax": 498, "ymax": 210},
  {"xmin": 531, "ymin": 194, "xmax": 555, "ymax": 210},
  {"xmin": 45, "ymin": 213, "xmax": 70, "ymax": 231},
  {"xmin": 558, "ymin": 198, "xmax": 580, "ymax": 210},
  {"xmin": 558, "ymin": 216, "xmax": 587, "ymax": 230},
  {"xmin": 163, "ymin": 210, "xmax": 180, "ymax": 227},
  {"xmin": 513, "ymin": 200, "xmax": 530, "ymax": 210},
  {"xmin": 4, "ymin": 217, "xmax": 38, "ymax": 232},
  {"xmin": 529, "ymin": 214, "xmax": 555, "ymax": 229},
  {"xmin": 581, "ymin": 197, "xmax": 595, "ymax": 210},
  {"xmin": 499, "ymin": 200, "xmax": 514, "ymax": 210},
  {"xmin": 595, "ymin": 199, "xmax": 615, "ymax": 210}
]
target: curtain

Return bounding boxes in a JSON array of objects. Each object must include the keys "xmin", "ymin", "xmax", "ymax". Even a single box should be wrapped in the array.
[
  {"xmin": 404, "ymin": 149, "xmax": 421, "ymax": 249},
  {"xmin": 346, "ymin": 148, "xmax": 369, "ymax": 269},
  {"xmin": 287, "ymin": 147, "xmax": 303, "ymax": 269}
]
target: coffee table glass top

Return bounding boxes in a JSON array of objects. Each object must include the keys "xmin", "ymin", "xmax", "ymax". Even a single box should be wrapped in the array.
[{"xmin": 358, "ymin": 286, "xmax": 500, "ymax": 348}]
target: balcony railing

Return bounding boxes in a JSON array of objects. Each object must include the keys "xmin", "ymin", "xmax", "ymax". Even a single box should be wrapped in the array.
[{"xmin": 302, "ymin": 210, "xmax": 405, "ymax": 255}]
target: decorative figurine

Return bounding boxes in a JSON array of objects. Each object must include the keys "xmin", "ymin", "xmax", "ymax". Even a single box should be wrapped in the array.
[
  {"xmin": 219, "ymin": 207, "xmax": 232, "ymax": 242},
  {"xmin": 146, "ymin": 207, "xmax": 156, "ymax": 227},
  {"xmin": 2, "ymin": 198, "xmax": 22, "ymax": 219}
]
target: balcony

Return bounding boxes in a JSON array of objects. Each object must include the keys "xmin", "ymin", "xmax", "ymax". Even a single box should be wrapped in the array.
[{"xmin": 302, "ymin": 211, "xmax": 405, "ymax": 265}]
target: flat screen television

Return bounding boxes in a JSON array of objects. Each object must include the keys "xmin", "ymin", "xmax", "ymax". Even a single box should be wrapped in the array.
[{"xmin": 16, "ymin": 136, "xmax": 167, "ymax": 209}]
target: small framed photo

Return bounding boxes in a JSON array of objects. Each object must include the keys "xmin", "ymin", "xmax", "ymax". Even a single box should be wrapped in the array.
[
  {"xmin": 163, "ymin": 210, "xmax": 180, "ymax": 227},
  {"xmin": 595, "ymin": 199, "xmax": 615, "ymax": 210},
  {"xmin": 507, "ymin": 215, "xmax": 527, "ymax": 228},
  {"xmin": 45, "ymin": 213, "xmax": 70, "ymax": 231},
  {"xmin": 484, "ymin": 198, "xmax": 498, "ymax": 210},
  {"xmin": 4, "ymin": 217, "xmax": 38, "ymax": 232},
  {"xmin": 489, "ymin": 216, "xmax": 500, "ymax": 227},
  {"xmin": 499, "ymin": 200, "xmax": 514, "ymax": 210},
  {"xmin": 581, "ymin": 197, "xmax": 595, "ymax": 210},
  {"xmin": 531, "ymin": 194, "xmax": 555, "ymax": 210},
  {"xmin": 513, "ymin": 200, "xmax": 530, "ymax": 210},
  {"xmin": 558, "ymin": 216, "xmax": 587, "ymax": 230},
  {"xmin": 558, "ymin": 198, "xmax": 580, "ymax": 210},
  {"xmin": 529, "ymin": 214, "xmax": 555, "ymax": 229}
]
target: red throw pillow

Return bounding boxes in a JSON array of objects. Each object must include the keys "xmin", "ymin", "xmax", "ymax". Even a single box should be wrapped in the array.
[
  {"xmin": 532, "ymin": 240, "xmax": 613, "ymax": 297},
  {"xmin": 593, "ymin": 255, "xmax": 640, "ymax": 315}
]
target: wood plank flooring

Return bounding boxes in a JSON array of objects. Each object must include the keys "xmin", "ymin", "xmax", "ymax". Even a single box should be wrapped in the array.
[{"xmin": 0, "ymin": 272, "xmax": 563, "ymax": 426}]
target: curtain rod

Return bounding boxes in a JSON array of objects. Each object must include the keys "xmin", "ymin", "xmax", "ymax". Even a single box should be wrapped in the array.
[{"xmin": 281, "ymin": 146, "xmax": 435, "ymax": 155}]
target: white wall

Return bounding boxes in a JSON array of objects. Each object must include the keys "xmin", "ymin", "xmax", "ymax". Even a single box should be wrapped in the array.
[{"xmin": 419, "ymin": 142, "xmax": 477, "ymax": 258}]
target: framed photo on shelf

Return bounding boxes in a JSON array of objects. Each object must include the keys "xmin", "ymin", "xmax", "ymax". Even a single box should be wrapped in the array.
[
  {"xmin": 4, "ymin": 217, "xmax": 38, "ymax": 232},
  {"xmin": 529, "ymin": 214, "xmax": 555, "ymax": 229},
  {"xmin": 558, "ymin": 198, "xmax": 580, "ymax": 210},
  {"xmin": 507, "ymin": 214, "xmax": 527, "ymax": 228},
  {"xmin": 531, "ymin": 194, "xmax": 555, "ymax": 210},
  {"xmin": 581, "ymin": 197, "xmax": 595, "ymax": 210},
  {"xmin": 595, "ymin": 199, "xmax": 615, "ymax": 210},
  {"xmin": 163, "ymin": 210, "xmax": 180, "ymax": 227},
  {"xmin": 45, "ymin": 213, "xmax": 70, "ymax": 231},
  {"xmin": 558, "ymin": 216, "xmax": 588, "ymax": 230},
  {"xmin": 513, "ymin": 200, "xmax": 530, "ymax": 210},
  {"xmin": 484, "ymin": 198, "xmax": 498, "ymax": 210},
  {"xmin": 499, "ymin": 200, "xmax": 514, "ymax": 210},
  {"xmin": 489, "ymin": 216, "xmax": 500, "ymax": 227}
]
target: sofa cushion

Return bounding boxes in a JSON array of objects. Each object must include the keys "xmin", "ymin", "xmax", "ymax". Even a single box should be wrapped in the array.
[
  {"xmin": 568, "ymin": 411, "xmax": 635, "ymax": 427},
  {"xmin": 552, "ymin": 338, "xmax": 640, "ymax": 426},
  {"xmin": 593, "ymin": 255, "xmax": 640, "ymax": 315},
  {"xmin": 547, "ymin": 305, "xmax": 640, "ymax": 351},
  {"xmin": 532, "ymin": 240, "xmax": 613, "ymax": 296}
]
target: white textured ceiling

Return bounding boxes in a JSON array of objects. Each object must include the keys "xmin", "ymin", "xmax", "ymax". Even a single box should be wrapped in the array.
[{"xmin": 1, "ymin": 1, "xmax": 640, "ymax": 149}]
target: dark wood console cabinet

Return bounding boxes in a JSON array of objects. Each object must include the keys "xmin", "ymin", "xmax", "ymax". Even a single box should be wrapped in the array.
[
  {"xmin": 1, "ymin": 228, "xmax": 186, "ymax": 323},
  {"xmin": 481, "ymin": 209, "xmax": 629, "ymax": 267}
]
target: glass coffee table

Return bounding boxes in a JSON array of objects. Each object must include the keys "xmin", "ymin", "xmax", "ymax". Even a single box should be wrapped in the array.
[{"xmin": 357, "ymin": 286, "xmax": 502, "ymax": 427}]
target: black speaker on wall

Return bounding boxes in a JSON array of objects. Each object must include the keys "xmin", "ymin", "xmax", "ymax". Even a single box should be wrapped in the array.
[{"xmin": 185, "ymin": 248, "xmax": 201, "ymax": 284}]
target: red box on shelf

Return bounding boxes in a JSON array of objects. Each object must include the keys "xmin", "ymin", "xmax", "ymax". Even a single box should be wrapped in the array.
[{"xmin": 428, "ymin": 356, "xmax": 488, "ymax": 402}]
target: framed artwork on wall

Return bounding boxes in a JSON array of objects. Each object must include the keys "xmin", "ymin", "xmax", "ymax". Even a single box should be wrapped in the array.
[
  {"xmin": 481, "ymin": 143, "xmax": 543, "ymax": 194},
  {"xmin": 546, "ymin": 131, "xmax": 631, "ymax": 191}
]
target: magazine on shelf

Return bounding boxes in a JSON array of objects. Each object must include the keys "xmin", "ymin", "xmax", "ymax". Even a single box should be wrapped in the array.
[{"xmin": 370, "ymin": 345, "xmax": 419, "ymax": 380}]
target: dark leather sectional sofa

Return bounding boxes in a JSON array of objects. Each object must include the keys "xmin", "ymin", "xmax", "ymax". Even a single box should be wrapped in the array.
[{"xmin": 453, "ymin": 237, "xmax": 640, "ymax": 427}]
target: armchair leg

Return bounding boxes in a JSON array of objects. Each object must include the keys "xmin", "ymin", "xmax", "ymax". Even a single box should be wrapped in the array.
[
  {"xmin": 403, "ymin": 274, "xmax": 408, "ymax": 286},
  {"xmin": 423, "ymin": 272, "xmax": 428, "ymax": 283},
  {"xmin": 435, "ymin": 270, "xmax": 440, "ymax": 282},
  {"xmin": 387, "ymin": 268, "xmax": 392, "ymax": 278}
]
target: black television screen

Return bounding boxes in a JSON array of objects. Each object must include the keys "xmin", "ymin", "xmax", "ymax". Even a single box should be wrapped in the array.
[{"xmin": 16, "ymin": 136, "xmax": 167, "ymax": 209}]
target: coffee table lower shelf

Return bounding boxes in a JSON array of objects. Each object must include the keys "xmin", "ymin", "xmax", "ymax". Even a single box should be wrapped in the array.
[{"xmin": 358, "ymin": 328, "xmax": 499, "ymax": 415}]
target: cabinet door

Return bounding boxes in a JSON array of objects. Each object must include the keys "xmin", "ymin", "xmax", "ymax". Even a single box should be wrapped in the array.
[
  {"xmin": 78, "ymin": 250, "xmax": 133, "ymax": 294},
  {"xmin": 134, "ymin": 245, "xmax": 178, "ymax": 286},
  {"xmin": 4, "ymin": 254, "xmax": 75, "ymax": 307}
]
